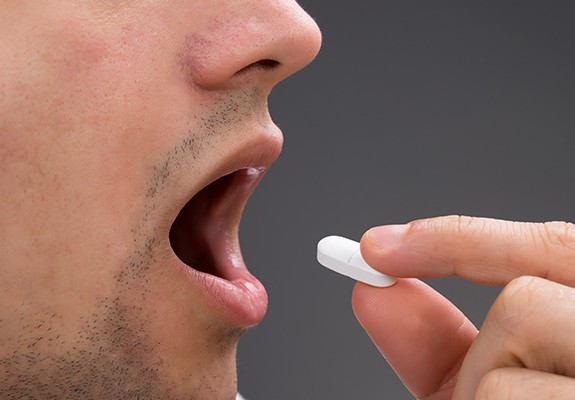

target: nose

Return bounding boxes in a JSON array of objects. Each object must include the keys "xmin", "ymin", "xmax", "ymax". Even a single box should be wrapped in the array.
[{"xmin": 184, "ymin": 0, "xmax": 322, "ymax": 91}]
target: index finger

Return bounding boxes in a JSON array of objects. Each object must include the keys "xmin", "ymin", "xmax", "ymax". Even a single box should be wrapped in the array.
[{"xmin": 360, "ymin": 216, "xmax": 575, "ymax": 287}]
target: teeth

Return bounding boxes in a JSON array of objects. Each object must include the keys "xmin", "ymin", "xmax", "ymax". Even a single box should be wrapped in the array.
[
  {"xmin": 229, "ymin": 251, "xmax": 244, "ymax": 269},
  {"xmin": 246, "ymin": 166, "xmax": 265, "ymax": 176}
]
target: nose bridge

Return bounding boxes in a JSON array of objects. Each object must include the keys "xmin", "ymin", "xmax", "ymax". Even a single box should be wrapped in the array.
[{"xmin": 184, "ymin": 0, "xmax": 322, "ymax": 90}]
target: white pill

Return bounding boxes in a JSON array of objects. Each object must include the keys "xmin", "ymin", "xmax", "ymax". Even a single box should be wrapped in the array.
[{"xmin": 317, "ymin": 236, "xmax": 397, "ymax": 287}]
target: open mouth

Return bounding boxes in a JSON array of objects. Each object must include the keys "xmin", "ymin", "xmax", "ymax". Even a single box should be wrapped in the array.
[
  {"xmin": 165, "ymin": 136, "xmax": 282, "ymax": 326},
  {"xmin": 167, "ymin": 166, "xmax": 270, "ymax": 326},
  {"xmin": 169, "ymin": 167, "xmax": 264, "ymax": 281}
]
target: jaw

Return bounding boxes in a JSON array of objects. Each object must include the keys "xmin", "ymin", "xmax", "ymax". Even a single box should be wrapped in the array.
[{"xmin": 116, "ymin": 140, "xmax": 282, "ymax": 398}]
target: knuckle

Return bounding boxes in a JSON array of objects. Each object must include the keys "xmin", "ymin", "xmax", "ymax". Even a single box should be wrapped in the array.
[
  {"xmin": 491, "ymin": 276, "xmax": 549, "ymax": 333},
  {"xmin": 476, "ymin": 369, "xmax": 513, "ymax": 400},
  {"xmin": 454, "ymin": 215, "xmax": 480, "ymax": 236},
  {"xmin": 527, "ymin": 221, "xmax": 575, "ymax": 281},
  {"xmin": 410, "ymin": 215, "xmax": 483, "ymax": 236},
  {"xmin": 489, "ymin": 277, "xmax": 572, "ymax": 372},
  {"xmin": 541, "ymin": 221, "xmax": 575, "ymax": 252}
]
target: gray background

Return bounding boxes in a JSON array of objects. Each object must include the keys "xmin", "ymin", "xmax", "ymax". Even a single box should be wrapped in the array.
[{"xmin": 238, "ymin": 2, "xmax": 575, "ymax": 399}]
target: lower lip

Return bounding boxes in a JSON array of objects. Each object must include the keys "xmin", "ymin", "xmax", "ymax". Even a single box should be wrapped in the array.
[{"xmin": 174, "ymin": 257, "xmax": 269, "ymax": 327}]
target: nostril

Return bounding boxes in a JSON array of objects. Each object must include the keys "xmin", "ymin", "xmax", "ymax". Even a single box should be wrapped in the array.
[
  {"xmin": 255, "ymin": 59, "xmax": 280, "ymax": 69},
  {"xmin": 234, "ymin": 59, "xmax": 280, "ymax": 76}
]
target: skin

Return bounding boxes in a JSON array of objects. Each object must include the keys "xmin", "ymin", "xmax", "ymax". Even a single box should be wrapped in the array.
[
  {"xmin": 0, "ymin": 0, "xmax": 321, "ymax": 398},
  {"xmin": 353, "ymin": 215, "xmax": 575, "ymax": 399}
]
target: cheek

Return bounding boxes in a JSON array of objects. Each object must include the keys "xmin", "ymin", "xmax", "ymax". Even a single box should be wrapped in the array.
[
  {"xmin": 2, "ymin": 12, "xmax": 185, "ymax": 204},
  {"xmin": 0, "ymin": 13, "xmax": 182, "ymax": 292}
]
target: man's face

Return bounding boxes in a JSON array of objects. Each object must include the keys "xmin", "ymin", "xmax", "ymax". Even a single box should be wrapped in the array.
[{"xmin": 0, "ymin": 0, "xmax": 320, "ymax": 398}]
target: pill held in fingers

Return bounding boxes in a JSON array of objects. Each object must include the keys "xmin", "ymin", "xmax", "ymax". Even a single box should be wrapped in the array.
[{"xmin": 317, "ymin": 236, "xmax": 397, "ymax": 287}]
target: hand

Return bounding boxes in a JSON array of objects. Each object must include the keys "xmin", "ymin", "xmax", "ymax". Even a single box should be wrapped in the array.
[{"xmin": 352, "ymin": 216, "xmax": 575, "ymax": 399}]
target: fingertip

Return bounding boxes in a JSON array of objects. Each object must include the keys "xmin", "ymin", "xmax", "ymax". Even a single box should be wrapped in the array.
[
  {"xmin": 360, "ymin": 225, "xmax": 411, "ymax": 276},
  {"xmin": 362, "ymin": 225, "xmax": 409, "ymax": 251}
]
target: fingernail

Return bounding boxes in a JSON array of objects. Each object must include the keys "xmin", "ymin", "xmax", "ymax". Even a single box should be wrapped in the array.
[{"xmin": 365, "ymin": 225, "xmax": 408, "ymax": 250}]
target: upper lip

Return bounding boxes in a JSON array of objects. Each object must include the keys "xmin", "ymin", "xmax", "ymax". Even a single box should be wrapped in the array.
[
  {"xmin": 169, "ymin": 131, "xmax": 282, "ymax": 231},
  {"xmin": 191, "ymin": 135, "xmax": 281, "ymax": 207}
]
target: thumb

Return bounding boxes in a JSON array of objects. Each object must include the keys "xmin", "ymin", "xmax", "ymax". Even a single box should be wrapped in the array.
[{"xmin": 352, "ymin": 279, "xmax": 477, "ymax": 400}]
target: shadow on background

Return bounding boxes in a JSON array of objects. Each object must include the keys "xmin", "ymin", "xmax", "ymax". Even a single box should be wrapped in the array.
[{"xmin": 239, "ymin": 2, "xmax": 575, "ymax": 399}]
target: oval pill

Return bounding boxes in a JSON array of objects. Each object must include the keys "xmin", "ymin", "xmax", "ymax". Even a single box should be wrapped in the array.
[{"xmin": 317, "ymin": 236, "xmax": 397, "ymax": 287}]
